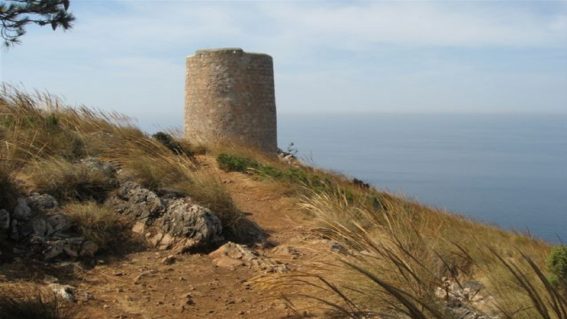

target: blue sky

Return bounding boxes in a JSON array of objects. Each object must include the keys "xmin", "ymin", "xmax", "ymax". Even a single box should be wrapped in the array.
[{"xmin": 1, "ymin": 0, "xmax": 566, "ymax": 131}]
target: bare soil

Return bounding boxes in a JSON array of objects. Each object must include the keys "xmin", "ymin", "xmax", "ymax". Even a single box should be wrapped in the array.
[{"xmin": 1, "ymin": 166, "xmax": 323, "ymax": 319}]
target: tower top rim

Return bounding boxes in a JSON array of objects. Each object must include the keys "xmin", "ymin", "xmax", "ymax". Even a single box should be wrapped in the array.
[{"xmin": 187, "ymin": 48, "xmax": 272, "ymax": 59}]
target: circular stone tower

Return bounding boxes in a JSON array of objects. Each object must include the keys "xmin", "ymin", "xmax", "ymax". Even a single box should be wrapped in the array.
[{"xmin": 185, "ymin": 48, "xmax": 277, "ymax": 153}]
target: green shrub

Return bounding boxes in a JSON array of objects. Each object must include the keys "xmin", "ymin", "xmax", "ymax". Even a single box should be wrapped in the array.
[
  {"xmin": 547, "ymin": 245, "xmax": 567, "ymax": 283},
  {"xmin": 217, "ymin": 153, "xmax": 335, "ymax": 193},
  {"xmin": 217, "ymin": 153, "xmax": 260, "ymax": 172}
]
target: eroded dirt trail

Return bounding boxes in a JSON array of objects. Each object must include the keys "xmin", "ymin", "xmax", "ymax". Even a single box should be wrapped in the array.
[{"xmin": 68, "ymin": 170, "xmax": 315, "ymax": 319}]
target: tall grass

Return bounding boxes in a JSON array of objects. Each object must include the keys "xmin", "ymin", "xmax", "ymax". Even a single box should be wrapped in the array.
[
  {"xmin": 19, "ymin": 157, "xmax": 116, "ymax": 202},
  {"xmin": 260, "ymin": 185, "xmax": 556, "ymax": 318},
  {"xmin": 0, "ymin": 85, "xmax": 254, "ymax": 244}
]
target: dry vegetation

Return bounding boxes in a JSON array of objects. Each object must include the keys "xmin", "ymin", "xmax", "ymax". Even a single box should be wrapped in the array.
[
  {"xmin": 288, "ymin": 188, "xmax": 562, "ymax": 318},
  {"xmin": 0, "ymin": 283, "xmax": 71, "ymax": 319},
  {"xmin": 1, "ymin": 85, "xmax": 566, "ymax": 318},
  {"xmin": 0, "ymin": 85, "xmax": 252, "ymax": 246},
  {"xmin": 238, "ymin": 157, "xmax": 565, "ymax": 318},
  {"xmin": 62, "ymin": 202, "xmax": 131, "ymax": 252},
  {"xmin": 0, "ymin": 85, "xmax": 264, "ymax": 318},
  {"xmin": 213, "ymin": 132, "xmax": 567, "ymax": 318}
]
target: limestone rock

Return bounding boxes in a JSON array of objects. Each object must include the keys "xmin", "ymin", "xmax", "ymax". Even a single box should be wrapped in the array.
[
  {"xmin": 131, "ymin": 222, "xmax": 146, "ymax": 234},
  {"xmin": 43, "ymin": 240, "xmax": 65, "ymax": 260},
  {"xmin": 27, "ymin": 213, "xmax": 72, "ymax": 242},
  {"xmin": 81, "ymin": 157, "xmax": 117, "ymax": 179},
  {"xmin": 159, "ymin": 199, "xmax": 223, "ymax": 250},
  {"xmin": 155, "ymin": 187, "xmax": 186, "ymax": 199},
  {"xmin": 212, "ymin": 254, "xmax": 244, "ymax": 269},
  {"xmin": 108, "ymin": 182, "xmax": 227, "ymax": 252},
  {"xmin": 10, "ymin": 219, "xmax": 20, "ymax": 240},
  {"xmin": 108, "ymin": 182, "xmax": 165, "ymax": 223},
  {"xmin": 13, "ymin": 198, "xmax": 32, "ymax": 221},
  {"xmin": 148, "ymin": 232, "xmax": 164, "ymax": 247},
  {"xmin": 31, "ymin": 217, "xmax": 51, "ymax": 238},
  {"xmin": 26, "ymin": 193, "xmax": 58, "ymax": 212},
  {"xmin": 271, "ymin": 245, "xmax": 302, "ymax": 260},
  {"xmin": 209, "ymin": 242, "xmax": 287, "ymax": 273},
  {"xmin": 42, "ymin": 237, "xmax": 97, "ymax": 260},
  {"xmin": 136, "ymin": 196, "xmax": 226, "ymax": 252},
  {"xmin": 157, "ymin": 233, "xmax": 175, "ymax": 250},
  {"xmin": 6, "ymin": 193, "xmax": 98, "ymax": 260},
  {"xmin": 46, "ymin": 214, "xmax": 72, "ymax": 235},
  {"xmin": 11, "ymin": 217, "xmax": 34, "ymax": 240},
  {"xmin": 161, "ymin": 255, "xmax": 176, "ymax": 265},
  {"xmin": 277, "ymin": 149, "xmax": 298, "ymax": 166},
  {"xmin": 48, "ymin": 283, "xmax": 76, "ymax": 302},
  {"xmin": 0, "ymin": 209, "xmax": 10, "ymax": 231}
]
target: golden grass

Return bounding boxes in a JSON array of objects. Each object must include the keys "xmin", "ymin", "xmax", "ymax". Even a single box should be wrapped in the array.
[
  {"xmin": 63, "ymin": 202, "xmax": 132, "ymax": 251},
  {"xmin": 0, "ymin": 85, "xmax": 253, "ymax": 244},
  {"xmin": 18, "ymin": 157, "xmax": 116, "ymax": 202},
  {"xmin": 259, "ymin": 184, "xmax": 558, "ymax": 318},
  {"xmin": 0, "ymin": 283, "xmax": 71, "ymax": 319}
]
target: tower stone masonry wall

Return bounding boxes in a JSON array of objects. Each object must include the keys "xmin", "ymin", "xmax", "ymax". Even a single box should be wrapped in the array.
[{"xmin": 185, "ymin": 48, "xmax": 277, "ymax": 153}]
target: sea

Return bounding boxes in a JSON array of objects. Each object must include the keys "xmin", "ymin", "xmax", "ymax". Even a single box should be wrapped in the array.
[{"xmin": 277, "ymin": 113, "xmax": 567, "ymax": 243}]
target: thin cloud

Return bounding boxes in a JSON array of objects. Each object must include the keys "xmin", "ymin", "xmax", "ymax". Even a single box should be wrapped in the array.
[{"xmin": 2, "ymin": 1, "xmax": 566, "ymax": 130}]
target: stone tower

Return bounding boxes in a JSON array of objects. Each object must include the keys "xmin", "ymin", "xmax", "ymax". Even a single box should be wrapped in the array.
[{"xmin": 185, "ymin": 48, "xmax": 277, "ymax": 153}]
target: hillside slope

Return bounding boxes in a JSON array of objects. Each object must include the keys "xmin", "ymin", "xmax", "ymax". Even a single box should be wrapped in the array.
[{"xmin": 0, "ymin": 87, "xmax": 564, "ymax": 319}]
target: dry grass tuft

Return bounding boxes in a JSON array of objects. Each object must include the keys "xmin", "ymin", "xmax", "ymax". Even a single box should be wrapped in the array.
[
  {"xmin": 18, "ymin": 158, "xmax": 116, "ymax": 202},
  {"xmin": 63, "ymin": 201, "xmax": 133, "ymax": 252},
  {"xmin": 0, "ymin": 283, "xmax": 71, "ymax": 319}
]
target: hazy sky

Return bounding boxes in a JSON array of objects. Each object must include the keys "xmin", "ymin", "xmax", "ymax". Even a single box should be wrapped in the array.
[{"xmin": 1, "ymin": 0, "xmax": 566, "ymax": 131}]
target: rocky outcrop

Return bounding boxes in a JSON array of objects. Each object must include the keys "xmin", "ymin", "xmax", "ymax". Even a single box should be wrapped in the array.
[
  {"xmin": 1, "ymin": 158, "xmax": 233, "ymax": 260},
  {"xmin": 2, "ymin": 193, "xmax": 98, "ymax": 260},
  {"xmin": 108, "ymin": 182, "xmax": 224, "ymax": 253},
  {"xmin": 2, "ymin": 182, "xmax": 227, "ymax": 260}
]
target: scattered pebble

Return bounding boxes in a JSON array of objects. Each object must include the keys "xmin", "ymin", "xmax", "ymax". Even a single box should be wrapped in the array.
[{"xmin": 161, "ymin": 255, "xmax": 176, "ymax": 265}]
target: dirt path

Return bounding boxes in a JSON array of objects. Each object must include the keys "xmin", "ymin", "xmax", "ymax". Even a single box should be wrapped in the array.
[{"xmin": 65, "ymin": 170, "xmax": 317, "ymax": 319}]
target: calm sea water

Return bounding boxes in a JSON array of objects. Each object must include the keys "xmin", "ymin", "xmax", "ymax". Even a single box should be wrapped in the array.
[{"xmin": 278, "ymin": 113, "xmax": 567, "ymax": 242}]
